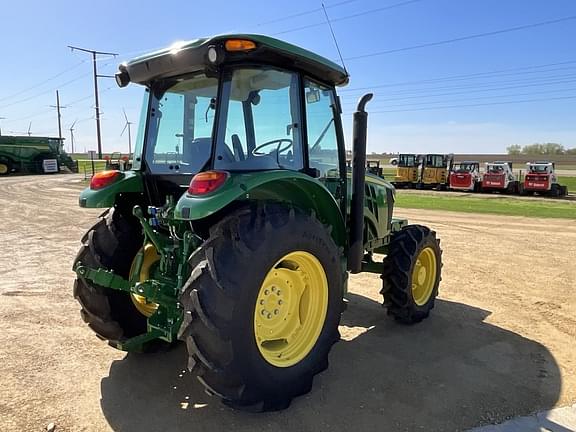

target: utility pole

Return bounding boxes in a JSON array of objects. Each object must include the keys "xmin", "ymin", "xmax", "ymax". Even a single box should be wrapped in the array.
[
  {"xmin": 50, "ymin": 90, "xmax": 67, "ymax": 143},
  {"xmin": 68, "ymin": 46, "xmax": 117, "ymax": 159},
  {"xmin": 0, "ymin": 117, "xmax": 5, "ymax": 136}
]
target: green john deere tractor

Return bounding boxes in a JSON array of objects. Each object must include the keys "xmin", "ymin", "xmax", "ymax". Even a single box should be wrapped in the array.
[{"xmin": 73, "ymin": 34, "xmax": 442, "ymax": 411}]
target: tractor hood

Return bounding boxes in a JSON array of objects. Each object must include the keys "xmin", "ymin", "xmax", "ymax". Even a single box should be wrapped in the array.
[{"xmin": 116, "ymin": 34, "xmax": 349, "ymax": 88}]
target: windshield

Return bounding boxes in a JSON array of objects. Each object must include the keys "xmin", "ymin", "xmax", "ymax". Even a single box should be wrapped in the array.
[
  {"xmin": 145, "ymin": 74, "xmax": 218, "ymax": 175},
  {"xmin": 426, "ymin": 155, "xmax": 445, "ymax": 168},
  {"xmin": 214, "ymin": 67, "xmax": 303, "ymax": 171},
  {"xmin": 529, "ymin": 165, "xmax": 549, "ymax": 173},
  {"xmin": 487, "ymin": 165, "xmax": 504, "ymax": 173},
  {"xmin": 398, "ymin": 154, "xmax": 416, "ymax": 167},
  {"xmin": 455, "ymin": 163, "xmax": 477, "ymax": 172}
]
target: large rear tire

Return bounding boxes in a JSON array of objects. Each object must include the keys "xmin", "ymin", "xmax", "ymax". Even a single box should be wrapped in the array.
[
  {"xmin": 178, "ymin": 204, "xmax": 343, "ymax": 411},
  {"xmin": 73, "ymin": 208, "xmax": 170, "ymax": 352},
  {"xmin": 381, "ymin": 225, "xmax": 442, "ymax": 324}
]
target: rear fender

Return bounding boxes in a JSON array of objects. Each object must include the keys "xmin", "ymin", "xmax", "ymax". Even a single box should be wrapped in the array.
[
  {"xmin": 175, "ymin": 171, "xmax": 347, "ymax": 248},
  {"xmin": 79, "ymin": 171, "xmax": 144, "ymax": 208}
]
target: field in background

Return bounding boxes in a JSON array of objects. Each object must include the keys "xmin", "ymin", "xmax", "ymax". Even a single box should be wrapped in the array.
[
  {"xmin": 76, "ymin": 159, "xmax": 107, "ymax": 176},
  {"xmin": 381, "ymin": 169, "xmax": 576, "ymax": 187},
  {"xmin": 370, "ymin": 153, "xmax": 576, "ymax": 169},
  {"xmin": 395, "ymin": 192, "xmax": 576, "ymax": 219}
]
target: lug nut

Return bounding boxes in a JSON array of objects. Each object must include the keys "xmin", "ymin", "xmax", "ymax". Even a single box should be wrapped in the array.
[
  {"xmin": 267, "ymin": 313, "xmax": 272, "ymax": 319},
  {"xmin": 277, "ymin": 290, "xmax": 281, "ymax": 296},
  {"xmin": 260, "ymin": 300, "xmax": 265, "ymax": 305},
  {"xmin": 271, "ymin": 286, "xmax": 276, "ymax": 292},
  {"xmin": 264, "ymin": 289, "xmax": 270, "ymax": 295},
  {"xmin": 274, "ymin": 309, "xmax": 279, "ymax": 315},
  {"xmin": 261, "ymin": 309, "xmax": 267, "ymax": 315},
  {"xmin": 278, "ymin": 300, "xmax": 283, "ymax": 305}
]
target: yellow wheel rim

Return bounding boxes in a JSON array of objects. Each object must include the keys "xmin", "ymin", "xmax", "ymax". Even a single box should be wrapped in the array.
[
  {"xmin": 411, "ymin": 247, "xmax": 437, "ymax": 306},
  {"xmin": 254, "ymin": 251, "xmax": 328, "ymax": 368},
  {"xmin": 129, "ymin": 243, "xmax": 160, "ymax": 317},
  {"xmin": 0, "ymin": 163, "xmax": 8, "ymax": 174}
]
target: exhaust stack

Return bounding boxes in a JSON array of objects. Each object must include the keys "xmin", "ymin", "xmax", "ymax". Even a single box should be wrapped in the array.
[{"xmin": 348, "ymin": 93, "xmax": 373, "ymax": 273}]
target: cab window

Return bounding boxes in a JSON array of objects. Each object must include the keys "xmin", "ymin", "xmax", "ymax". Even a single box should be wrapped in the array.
[
  {"xmin": 304, "ymin": 79, "xmax": 339, "ymax": 179},
  {"xmin": 215, "ymin": 67, "xmax": 303, "ymax": 171}
]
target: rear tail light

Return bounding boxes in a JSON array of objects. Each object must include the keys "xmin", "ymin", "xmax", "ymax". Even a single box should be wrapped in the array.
[
  {"xmin": 188, "ymin": 171, "xmax": 229, "ymax": 195},
  {"xmin": 90, "ymin": 170, "xmax": 122, "ymax": 190}
]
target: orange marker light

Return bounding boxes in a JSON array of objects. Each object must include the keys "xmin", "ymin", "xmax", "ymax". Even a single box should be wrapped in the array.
[
  {"xmin": 224, "ymin": 39, "xmax": 256, "ymax": 52},
  {"xmin": 90, "ymin": 170, "xmax": 122, "ymax": 190},
  {"xmin": 188, "ymin": 171, "xmax": 229, "ymax": 195}
]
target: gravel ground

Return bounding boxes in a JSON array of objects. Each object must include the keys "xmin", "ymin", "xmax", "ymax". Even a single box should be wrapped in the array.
[{"xmin": 0, "ymin": 174, "xmax": 574, "ymax": 432}]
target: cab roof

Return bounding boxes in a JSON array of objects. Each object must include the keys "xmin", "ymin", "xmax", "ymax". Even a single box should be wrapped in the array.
[{"xmin": 121, "ymin": 34, "xmax": 349, "ymax": 87}]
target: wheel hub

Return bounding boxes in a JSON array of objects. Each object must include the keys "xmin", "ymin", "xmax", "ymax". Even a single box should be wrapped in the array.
[
  {"xmin": 417, "ymin": 264, "xmax": 427, "ymax": 285},
  {"xmin": 411, "ymin": 247, "xmax": 437, "ymax": 306},
  {"xmin": 129, "ymin": 244, "xmax": 160, "ymax": 317},
  {"xmin": 254, "ymin": 251, "xmax": 328, "ymax": 368}
]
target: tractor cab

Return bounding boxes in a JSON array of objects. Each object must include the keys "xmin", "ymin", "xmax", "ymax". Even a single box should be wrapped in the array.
[
  {"xmin": 366, "ymin": 159, "xmax": 384, "ymax": 177},
  {"xmin": 482, "ymin": 161, "xmax": 517, "ymax": 193},
  {"xmin": 524, "ymin": 162, "xmax": 554, "ymax": 192},
  {"xmin": 449, "ymin": 161, "xmax": 481, "ymax": 191},
  {"xmin": 392, "ymin": 153, "xmax": 420, "ymax": 187},
  {"xmin": 89, "ymin": 35, "xmax": 357, "ymax": 215},
  {"xmin": 523, "ymin": 161, "xmax": 567, "ymax": 196},
  {"xmin": 419, "ymin": 153, "xmax": 453, "ymax": 190},
  {"xmin": 527, "ymin": 161, "xmax": 554, "ymax": 175}
]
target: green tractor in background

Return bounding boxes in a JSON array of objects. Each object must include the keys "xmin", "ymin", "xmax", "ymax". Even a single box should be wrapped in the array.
[{"xmin": 73, "ymin": 35, "xmax": 443, "ymax": 411}]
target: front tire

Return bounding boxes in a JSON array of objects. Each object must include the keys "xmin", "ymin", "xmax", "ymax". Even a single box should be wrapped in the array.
[
  {"xmin": 381, "ymin": 225, "xmax": 442, "ymax": 324},
  {"xmin": 178, "ymin": 204, "xmax": 343, "ymax": 411}
]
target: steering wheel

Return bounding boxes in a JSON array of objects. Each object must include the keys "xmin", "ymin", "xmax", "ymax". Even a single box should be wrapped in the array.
[{"xmin": 252, "ymin": 139, "xmax": 293, "ymax": 156}]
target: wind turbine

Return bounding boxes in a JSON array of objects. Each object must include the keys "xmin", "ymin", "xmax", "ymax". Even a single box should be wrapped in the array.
[
  {"xmin": 121, "ymin": 109, "xmax": 133, "ymax": 157},
  {"xmin": 69, "ymin": 119, "xmax": 77, "ymax": 154},
  {"xmin": 27, "ymin": 121, "xmax": 32, "ymax": 136}
]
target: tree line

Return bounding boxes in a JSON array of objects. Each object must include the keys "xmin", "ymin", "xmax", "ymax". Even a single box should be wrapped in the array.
[{"xmin": 507, "ymin": 143, "xmax": 576, "ymax": 155}]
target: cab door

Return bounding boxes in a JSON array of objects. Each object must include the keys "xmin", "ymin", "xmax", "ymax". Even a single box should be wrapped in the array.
[{"xmin": 302, "ymin": 78, "xmax": 346, "ymax": 207}]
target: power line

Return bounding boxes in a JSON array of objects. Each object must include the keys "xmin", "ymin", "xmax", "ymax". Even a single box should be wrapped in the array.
[
  {"xmin": 0, "ymin": 60, "xmax": 86, "ymax": 103},
  {"xmin": 363, "ymin": 94, "xmax": 576, "ymax": 114},
  {"xmin": 340, "ymin": 74, "xmax": 576, "ymax": 103},
  {"xmin": 0, "ymin": 72, "xmax": 91, "ymax": 109},
  {"xmin": 66, "ymin": 93, "xmax": 96, "ymax": 106},
  {"xmin": 366, "ymin": 86, "xmax": 576, "ymax": 109},
  {"xmin": 339, "ymin": 60, "xmax": 576, "ymax": 92},
  {"xmin": 255, "ymin": 0, "xmax": 361, "ymax": 27},
  {"xmin": 344, "ymin": 14, "xmax": 576, "ymax": 61},
  {"xmin": 273, "ymin": 0, "xmax": 424, "ymax": 35},
  {"xmin": 341, "ymin": 68, "xmax": 576, "ymax": 94}
]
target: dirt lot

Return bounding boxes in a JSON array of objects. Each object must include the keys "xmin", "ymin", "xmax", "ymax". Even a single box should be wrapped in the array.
[{"xmin": 1, "ymin": 174, "xmax": 575, "ymax": 432}]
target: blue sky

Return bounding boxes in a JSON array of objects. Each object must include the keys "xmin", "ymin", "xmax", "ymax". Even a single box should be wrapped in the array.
[{"xmin": 0, "ymin": 0, "xmax": 575, "ymax": 154}]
